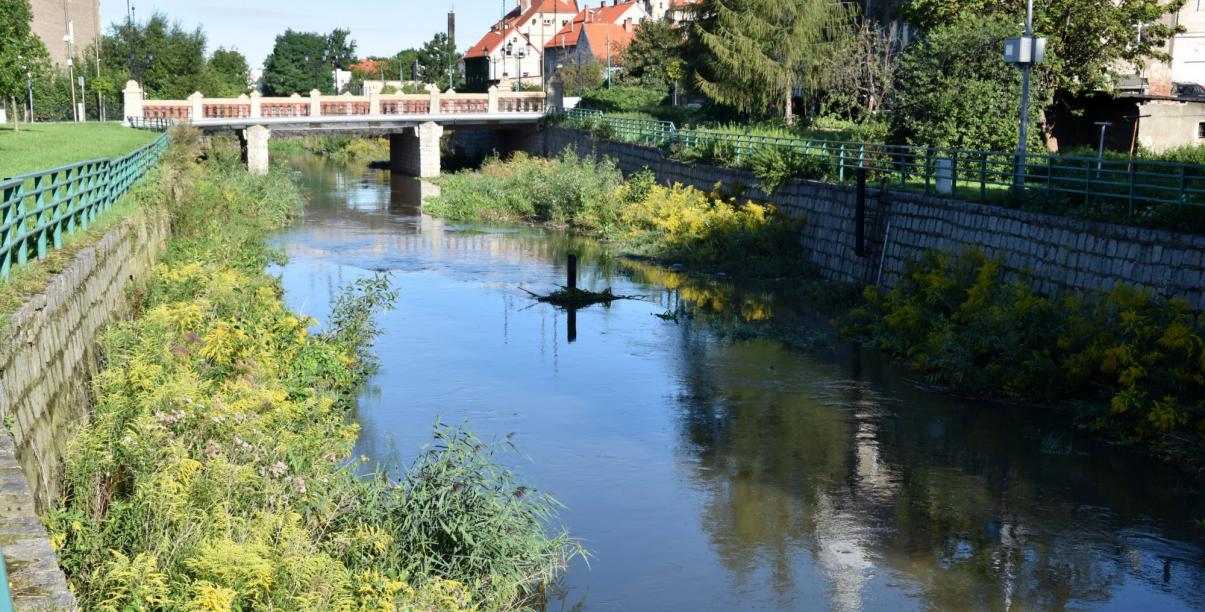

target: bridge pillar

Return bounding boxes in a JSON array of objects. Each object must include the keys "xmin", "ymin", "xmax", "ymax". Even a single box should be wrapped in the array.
[
  {"xmin": 240, "ymin": 125, "xmax": 272, "ymax": 176},
  {"xmin": 390, "ymin": 122, "xmax": 444, "ymax": 178}
]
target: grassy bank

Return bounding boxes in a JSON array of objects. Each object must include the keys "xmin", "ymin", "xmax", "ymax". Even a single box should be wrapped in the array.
[
  {"xmin": 843, "ymin": 248, "xmax": 1205, "ymax": 464},
  {"xmin": 44, "ymin": 127, "xmax": 581, "ymax": 609},
  {"xmin": 0, "ymin": 123, "xmax": 157, "ymax": 178},
  {"xmin": 427, "ymin": 151, "xmax": 805, "ymax": 277}
]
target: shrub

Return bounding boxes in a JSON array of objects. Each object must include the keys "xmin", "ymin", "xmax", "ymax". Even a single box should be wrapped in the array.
[
  {"xmin": 427, "ymin": 149, "xmax": 625, "ymax": 231},
  {"xmin": 579, "ymin": 86, "xmax": 667, "ymax": 114},
  {"xmin": 748, "ymin": 145, "xmax": 837, "ymax": 193},
  {"xmin": 844, "ymin": 248, "xmax": 1205, "ymax": 449}
]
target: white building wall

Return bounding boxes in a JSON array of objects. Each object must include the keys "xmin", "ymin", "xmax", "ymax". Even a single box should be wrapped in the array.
[{"xmin": 1172, "ymin": 4, "xmax": 1205, "ymax": 86}]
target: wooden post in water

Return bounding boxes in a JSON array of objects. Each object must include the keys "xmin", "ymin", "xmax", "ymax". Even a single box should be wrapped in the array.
[
  {"xmin": 856, "ymin": 168, "xmax": 867, "ymax": 258},
  {"xmin": 567, "ymin": 254, "xmax": 577, "ymax": 290}
]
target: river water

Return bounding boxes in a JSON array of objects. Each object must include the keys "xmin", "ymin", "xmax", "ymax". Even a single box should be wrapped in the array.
[{"xmin": 271, "ymin": 159, "xmax": 1205, "ymax": 611}]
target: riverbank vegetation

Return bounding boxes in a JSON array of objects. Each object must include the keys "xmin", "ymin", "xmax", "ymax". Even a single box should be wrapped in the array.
[
  {"xmin": 44, "ymin": 126, "xmax": 582, "ymax": 609},
  {"xmin": 843, "ymin": 248, "xmax": 1205, "ymax": 461},
  {"xmin": 269, "ymin": 135, "xmax": 389, "ymax": 165},
  {"xmin": 426, "ymin": 151, "xmax": 804, "ymax": 276}
]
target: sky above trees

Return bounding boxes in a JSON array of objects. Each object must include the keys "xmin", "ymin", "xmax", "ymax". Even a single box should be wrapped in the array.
[{"xmin": 101, "ymin": 0, "xmax": 502, "ymax": 69}]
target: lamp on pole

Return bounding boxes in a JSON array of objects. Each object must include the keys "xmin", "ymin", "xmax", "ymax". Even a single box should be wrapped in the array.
[
  {"xmin": 1004, "ymin": 0, "xmax": 1046, "ymax": 190},
  {"xmin": 505, "ymin": 41, "xmax": 526, "ymax": 92},
  {"xmin": 18, "ymin": 56, "xmax": 33, "ymax": 123}
]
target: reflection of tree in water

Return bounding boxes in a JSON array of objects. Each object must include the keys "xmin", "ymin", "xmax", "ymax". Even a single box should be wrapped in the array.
[{"xmin": 667, "ymin": 327, "xmax": 1205, "ymax": 610}]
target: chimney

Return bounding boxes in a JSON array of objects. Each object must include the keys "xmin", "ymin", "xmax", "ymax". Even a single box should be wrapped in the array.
[
  {"xmin": 624, "ymin": 17, "xmax": 632, "ymax": 31},
  {"xmin": 448, "ymin": 11, "xmax": 456, "ymax": 49}
]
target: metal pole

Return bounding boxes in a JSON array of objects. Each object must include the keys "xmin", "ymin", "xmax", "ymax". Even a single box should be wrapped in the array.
[
  {"xmin": 27, "ymin": 71, "xmax": 34, "ymax": 123},
  {"xmin": 1095, "ymin": 122, "xmax": 1111, "ymax": 173},
  {"xmin": 1014, "ymin": 0, "xmax": 1034, "ymax": 190}
]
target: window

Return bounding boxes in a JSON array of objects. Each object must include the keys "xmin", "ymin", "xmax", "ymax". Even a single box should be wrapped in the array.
[{"xmin": 1198, "ymin": 122, "xmax": 1205, "ymax": 138}]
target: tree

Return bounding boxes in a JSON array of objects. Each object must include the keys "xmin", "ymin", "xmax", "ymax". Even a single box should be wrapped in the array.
[
  {"xmin": 415, "ymin": 33, "xmax": 461, "ymax": 90},
  {"xmin": 101, "ymin": 13, "xmax": 209, "ymax": 99},
  {"xmin": 208, "ymin": 47, "xmax": 249, "ymax": 96},
  {"xmin": 690, "ymin": 0, "xmax": 852, "ymax": 122},
  {"xmin": 890, "ymin": 14, "xmax": 1047, "ymax": 153},
  {"xmin": 0, "ymin": 0, "xmax": 49, "ymax": 129},
  {"xmin": 325, "ymin": 29, "xmax": 357, "ymax": 70},
  {"xmin": 618, "ymin": 21, "xmax": 686, "ymax": 91},
  {"xmin": 899, "ymin": 0, "xmax": 1186, "ymax": 149},
  {"xmin": 557, "ymin": 54, "xmax": 605, "ymax": 96},
  {"xmin": 262, "ymin": 30, "xmax": 335, "ymax": 95},
  {"xmin": 818, "ymin": 20, "xmax": 899, "ymax": 121}
]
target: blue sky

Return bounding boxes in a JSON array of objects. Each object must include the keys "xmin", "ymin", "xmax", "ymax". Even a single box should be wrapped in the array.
[{"xmin": 101, "ymin": 0, "xmax": 513, "ymax": 69}]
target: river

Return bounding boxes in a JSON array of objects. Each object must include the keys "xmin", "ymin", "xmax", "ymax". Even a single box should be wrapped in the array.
[{"xmin": 270, "ymin": 158, "xmax": 1205, "ymax": 611}]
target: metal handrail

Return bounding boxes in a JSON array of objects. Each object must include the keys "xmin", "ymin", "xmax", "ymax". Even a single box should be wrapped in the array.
[
  {"xmin": 559, "ymin": 108, "xmax": 1205, "ymax": 213},
  {"xmin": 0, "ymin": 133, "xmax": 170, "ymax": 280}
]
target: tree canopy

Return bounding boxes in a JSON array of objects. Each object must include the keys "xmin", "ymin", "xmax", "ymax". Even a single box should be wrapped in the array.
[
  {"xmin": 101, "ymin": 13, "xmax": 209, "ymax": 99},
  {"xmin": 690, "ymin": 0, "xmax": 852, "ymax": 122},
  {"xmin": 208, "ymin": 48, "xmax": 250, "ymax": 97},
  {"xmin": 618, "ymin": 21, "xmax": 686, "ymax": 92},
  {"xmin": 0, "ymin": 0, "xmax": 48, "ymax": 120},
  {"xmin": 262, "ymin": 29, "xmax": 356, "ymax": 96},
  {"xmin": 890, "ymin": 13, "xmax": 1046, "ymax": 152},
  {"xmin": 415, "ymin": 33, "xmax": 461, "ymax": 90},
  {"xmin": 899, "ymin": 0, "xmax": 1186, "ymax": 96}
]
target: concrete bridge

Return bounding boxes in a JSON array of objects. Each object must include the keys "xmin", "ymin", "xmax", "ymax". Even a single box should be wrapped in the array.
[{"xmin": 122, "ymin": 81, "xmax": 553, "ymax": 177}]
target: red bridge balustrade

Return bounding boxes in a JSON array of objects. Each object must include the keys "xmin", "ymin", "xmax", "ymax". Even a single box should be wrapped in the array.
[{"xmin": 124, "ymin": 81, "xmax": 548, "ymax": 123}]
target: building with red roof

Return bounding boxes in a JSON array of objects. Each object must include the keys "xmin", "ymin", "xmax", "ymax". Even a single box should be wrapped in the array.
[
  {"xmin": 543, "ymin": 1, "xmax": 650, "ymax": 85},
  {"xmin": 464, "ymin": 0, "xmax": 581, "ymax": 92}
]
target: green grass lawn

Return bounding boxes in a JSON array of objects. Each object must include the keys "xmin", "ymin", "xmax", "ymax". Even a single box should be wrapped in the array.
[{"xmin": 0, "ymin": 122, "xmax": 157, "ymax": 179}]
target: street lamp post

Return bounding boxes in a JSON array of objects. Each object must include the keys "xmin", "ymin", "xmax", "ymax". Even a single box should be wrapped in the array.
[
  {"xmin": 1004, "ymin": 0, "xmax": 1046, "ymax": 191},
  {"xmin": 505, "ymin": 42, "xmax": 527, "ymax": 92}
]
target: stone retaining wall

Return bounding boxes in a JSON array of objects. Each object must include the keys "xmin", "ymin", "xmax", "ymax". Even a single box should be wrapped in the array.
[
  {"xmin": 0, "ymin": 207, "xmax": 170, "ymax": 609},
  {"xmin": 531, "ymin": 128, "xmax": 1205, "ymax": 309}
]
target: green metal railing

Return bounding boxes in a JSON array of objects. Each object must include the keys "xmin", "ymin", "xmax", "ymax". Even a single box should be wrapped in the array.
[
  {"xmin": 0, "ymin": 133, "xmax": 169, "ymax": 280},
  {"xmin": 560, "ymin": 108, "xmax": 1205, "ymax": 216}
]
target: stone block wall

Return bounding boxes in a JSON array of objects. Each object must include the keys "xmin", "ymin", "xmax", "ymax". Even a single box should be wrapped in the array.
[
  {"xmin": 390, "ymin": 122, "xmax": 444, "ymax": 178},
  {"xmin": 0, "ymin": 207, "xmax": 170, "ymax": 609},
  {"xmin": 530, "ymin": 128, "xmax": 1205, "ymax": 308}
]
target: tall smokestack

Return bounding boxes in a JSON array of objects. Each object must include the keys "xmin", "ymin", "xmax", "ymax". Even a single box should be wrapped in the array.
[{"xmin": 448, "ymin": 11, "xmax": 456, "ymax": 49}]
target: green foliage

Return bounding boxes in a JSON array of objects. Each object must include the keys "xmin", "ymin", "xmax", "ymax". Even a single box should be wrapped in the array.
[
  {"xmin": 671, "ymin": 136, "xmax": 740, "ymax": 168},
  {"xmin": 618, "ymin": 21, "xmax": 686, "ymax": 91},
  {"xmin": 428, "ymin": 150, "xmax": 625, "ymax": 232},
  {"xmin": 428, "ymin": 152, "xmax": 804, "ymax": 276},
  {"xmin": 101, "ymin": 13, "xmax": 210, "ymax": 99},
  {"xmin": 321, "ymin": 273, "xmax": 399, "ymax": 380},
  {"xmin": 845, "ymin": 248, "xmax": 1205, "ymax": 450},
  {"xmin": 46, "ymin": 127, "xmax": 581, "ymax": 609},
  {"xmin": 207, "ymin": 47, "xmax": 250, "ymax": 96},
  {"xmin": 416, "ymin": 33, "xmax": 462, "ymax": 91},
  {"xmin": 891, "ymin": 14, "xmax": 1045, "ymax": 152},
  {"xmin": 690, "ymin": 0, "xmax": 852, "ymax": 121},
  {"xmin": 277, "ymin": 135, "xmax": 389, "ymax": 165},
  {"xmin": 0, "ymin": 0, "xmax": 47, "ymax": 112},
  {"xmin": 748, "ymin": 145, "xmax": 836, "ymax": 193},
  {"xmin": 899, "ymin": 0, "xmax": 1186, "ymax": 97},
  {"xmin": 262, "ymin": 29, "xmax": 356, "ymax": 96},
  {"xmin": 579, "ymin": 86, "xmax": 666, "ymax": 114},
  {"xmin": 557, "ymin": 56, "xmax": 605, "ymax": 96}
]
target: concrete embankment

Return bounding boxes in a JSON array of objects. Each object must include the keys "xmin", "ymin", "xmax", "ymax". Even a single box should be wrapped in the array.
[{"xmin": 0, "ymin": 207, "xmax": 170, "ymax": 609}]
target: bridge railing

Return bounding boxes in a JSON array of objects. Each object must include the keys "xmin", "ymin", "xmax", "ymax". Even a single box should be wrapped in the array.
[
  {"xmin": 0, "ymin": 133, "xmax": 169, "ymax": 280},
  {"xmin": 123, "ymin": 81, "xmax": 546, "ymax": 123}
]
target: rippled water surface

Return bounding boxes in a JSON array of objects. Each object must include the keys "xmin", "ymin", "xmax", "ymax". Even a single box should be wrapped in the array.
[{"xmin": 271, "ymin": 160, "xmax": 1205, "ymax": 611}]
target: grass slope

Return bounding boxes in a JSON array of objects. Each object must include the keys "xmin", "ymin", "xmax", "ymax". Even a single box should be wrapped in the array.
[{"xmin": 0, "ymin": 122, "xmax": 157, "ymax": 179}]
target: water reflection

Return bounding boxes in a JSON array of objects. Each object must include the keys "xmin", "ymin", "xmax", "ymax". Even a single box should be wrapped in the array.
[{"xmin": 273, "ymin": 159, "xmax": 1205, "ymax": 611}]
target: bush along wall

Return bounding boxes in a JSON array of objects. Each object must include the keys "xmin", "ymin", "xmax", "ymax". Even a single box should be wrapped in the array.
[
  {"xmin": 843, "ymin": 247, "xmax": 1205, "ymax": 463},
  {"xmin": 43, "ymin": 127, "xmax": 582, "ymax": 610}
]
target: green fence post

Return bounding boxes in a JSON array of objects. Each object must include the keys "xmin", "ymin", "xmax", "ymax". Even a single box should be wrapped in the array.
[{"xmin": 980, "ymin": 152, "xmax": 987, "ymax": 200}]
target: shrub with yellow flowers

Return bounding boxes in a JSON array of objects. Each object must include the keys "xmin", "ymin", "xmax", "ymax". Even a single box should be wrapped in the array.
[
  {"xmin": 845, "ymin": 248, "xmax": 1205, "ymax": 456},
  {"xmin": 45, "ymin": 127, "xmax": 583, "ymax": 611}
]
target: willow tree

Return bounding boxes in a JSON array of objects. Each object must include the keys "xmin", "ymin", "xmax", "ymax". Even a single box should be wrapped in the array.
[{"xmin": 690, "ymin": 0, "xmax": 852, "ymax": 123}]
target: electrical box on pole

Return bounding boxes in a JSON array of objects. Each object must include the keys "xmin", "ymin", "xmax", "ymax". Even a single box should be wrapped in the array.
[{"xmin": 1004, "ymin": 37, "xmax": 1047, "ymax": 65}]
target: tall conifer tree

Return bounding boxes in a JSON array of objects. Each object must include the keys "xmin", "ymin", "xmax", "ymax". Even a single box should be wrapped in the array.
[{"xmin": 691, "ymin": 0, "xmax": 851, "ymax": 122}]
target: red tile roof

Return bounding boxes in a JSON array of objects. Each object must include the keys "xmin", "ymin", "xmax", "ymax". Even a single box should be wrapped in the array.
[
  {"xmin": 545, "ymin": 1, "xmax": 643, "ymax": 50},
  {"xmin": 468, "ymin": 0, "xmax": 581, "ymax": 59}
]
